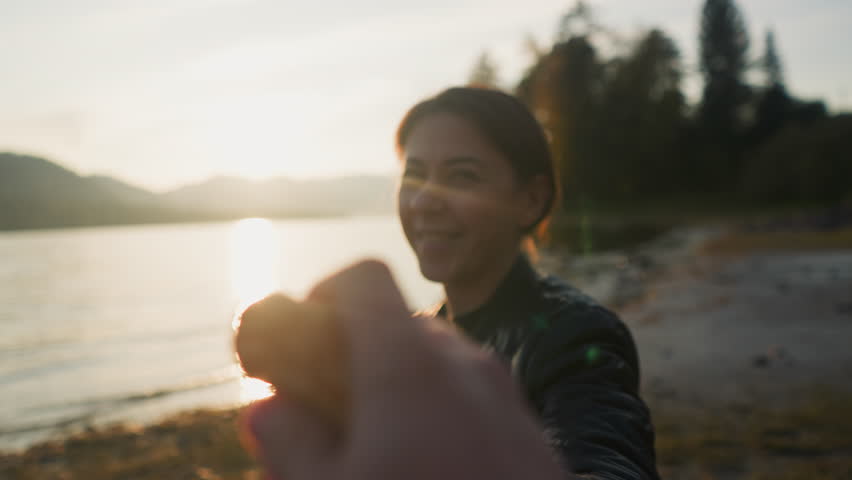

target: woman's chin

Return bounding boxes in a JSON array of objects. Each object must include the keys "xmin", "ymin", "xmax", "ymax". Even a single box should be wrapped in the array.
[{"xmin": 417, "ymin": 260, "xmax": 453, "ymax": 284}]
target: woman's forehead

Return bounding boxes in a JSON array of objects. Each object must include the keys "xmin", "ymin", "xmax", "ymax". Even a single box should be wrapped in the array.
[
  {"xmin": 404, "ymin": 155, "xmax": 485, "ymax": 169},
  {"xmin": 402, "ymin": 114, "xmax": 503, "ymax": 164}
]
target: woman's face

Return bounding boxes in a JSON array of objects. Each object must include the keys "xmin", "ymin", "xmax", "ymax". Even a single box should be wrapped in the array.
[{"xmin": 397, "ymin": 112, "xmax": 543, "ymax": 285}]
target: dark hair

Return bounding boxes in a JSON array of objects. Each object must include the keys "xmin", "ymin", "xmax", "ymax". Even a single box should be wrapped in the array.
[{"xmin": 395, "ymin": 86, "xmax": 558, "ymax": 243}]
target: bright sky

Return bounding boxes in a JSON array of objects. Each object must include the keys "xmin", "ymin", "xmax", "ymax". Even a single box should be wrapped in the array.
[{"xmin": 1, "ymin": 0, "xmax": 850, "ymax": 192}]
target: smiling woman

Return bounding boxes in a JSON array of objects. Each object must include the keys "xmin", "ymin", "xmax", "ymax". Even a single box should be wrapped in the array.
[{"xmin": 393, "ymin": 87, "xmax": 660, "ymax": 478}]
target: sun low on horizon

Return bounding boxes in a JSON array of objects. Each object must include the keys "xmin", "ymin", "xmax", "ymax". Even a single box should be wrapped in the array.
[{"xmin": 3, "ymin": 1, "xmax": 849, "ymax": 192}]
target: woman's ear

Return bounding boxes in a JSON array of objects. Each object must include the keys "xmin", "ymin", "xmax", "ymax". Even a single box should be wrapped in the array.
[{"xmin": 517, "ymin": 174, "xmax": 551, "ymax": 231}]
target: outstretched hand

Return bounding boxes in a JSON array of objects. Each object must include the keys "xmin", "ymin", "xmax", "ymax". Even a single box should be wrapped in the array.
[{"xmin": 241, "ymin": 259, "xmax": 563, "ymax": 480}]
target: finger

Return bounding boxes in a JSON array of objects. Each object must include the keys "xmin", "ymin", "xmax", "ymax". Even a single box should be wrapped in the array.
[
  {"xmin": 306, "ymin": 260, "xmax": 427, "ymax": 386},
  {"xmin": 306, "ymin": 259, "xmax": 408, "ymax": 314},
  {"xmin": 245, "ymin": 395, "xmax": 335, "ymax": 480}
]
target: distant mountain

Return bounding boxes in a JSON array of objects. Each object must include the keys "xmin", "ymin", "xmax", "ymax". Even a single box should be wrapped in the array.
[
  {"xmin": 162, "ymin": 175, "xmax": 394, "ymax": 217},
  {"xmin": 0, "ymin": 152, "xmax": 395, "ymax": 231},
  {"xmin": 86, "ymin": 175, "xmax": 161, "ymax": 207},
  {"xmin": 0, "ymin": 153, "xmax": 168, "ymax": 230}
]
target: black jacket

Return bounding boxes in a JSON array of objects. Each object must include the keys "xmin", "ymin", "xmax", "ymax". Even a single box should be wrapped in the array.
[{"xmin": 439, "ymin": 256, "xmax": 660, "ymax": 480}]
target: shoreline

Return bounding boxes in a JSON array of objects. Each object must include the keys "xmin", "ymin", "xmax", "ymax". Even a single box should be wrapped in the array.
[
  {"xmin": 3, "ymin": 222, "xmax": 852, "ymax": 479},
  {"xmin": 541, "ymin": 223, "xmax": 730, "ymax": 309}
]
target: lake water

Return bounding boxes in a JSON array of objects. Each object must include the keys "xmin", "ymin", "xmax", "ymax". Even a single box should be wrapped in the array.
[{"xmin": 0, "ymin": 216, "xmax": 443, "ymax": 451}]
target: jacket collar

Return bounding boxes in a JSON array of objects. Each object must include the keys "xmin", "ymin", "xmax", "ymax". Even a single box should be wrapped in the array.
[{"xmin": 438, "ymin": 254, "xmax": 541, "ymax": 332}]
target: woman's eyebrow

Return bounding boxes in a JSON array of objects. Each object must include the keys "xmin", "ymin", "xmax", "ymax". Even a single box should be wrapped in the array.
[{"xmin": 444, "ymin": 156, "xmax": 482, "ymax": 168}]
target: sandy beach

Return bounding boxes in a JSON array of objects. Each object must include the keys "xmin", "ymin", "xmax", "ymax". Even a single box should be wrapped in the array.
[
  {"xmin": 2, "ymin": 222, "xmax": 851, "ymax": 480},
  {"xmin": 617, "ymin": 227, "xmax": 852, "ymax": 479},
  {"xmin": 626, "ymin": 248, "xmax": 852, "ymax": 408}
]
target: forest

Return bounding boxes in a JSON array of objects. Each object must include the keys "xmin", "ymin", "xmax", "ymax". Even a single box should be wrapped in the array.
[{"xmin": 470, "ymin": 0, "xmax": 850, "ymax": 222}]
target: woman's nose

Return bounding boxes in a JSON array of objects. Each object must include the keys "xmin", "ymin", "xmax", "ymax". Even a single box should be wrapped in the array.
[{"xmin": 406, "ymin": 179, "xmax": 449, "ymax": 212}]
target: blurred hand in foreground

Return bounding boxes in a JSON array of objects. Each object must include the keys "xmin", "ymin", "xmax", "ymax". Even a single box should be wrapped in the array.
[{"xmin": 241, "ymin": 259, "xmax": 564, "ymax": 480}]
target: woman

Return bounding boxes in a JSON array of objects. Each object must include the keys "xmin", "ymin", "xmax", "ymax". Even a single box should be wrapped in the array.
[
  {"xmin": 246, "ymin": 87, "xmax": 659, "ymax": 480},
  {"xmin": 395, "ymin": 87, "xmax": 659, "ymax": 479}
]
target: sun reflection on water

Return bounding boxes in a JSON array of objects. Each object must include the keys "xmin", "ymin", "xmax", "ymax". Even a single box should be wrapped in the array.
[
  {"xmin": 230, "ymin": 218, "xmax": 279, "ymax": 402},
  {"xmin": 239, "ymin": 376, "xmax": 274, "ymax": 403}
]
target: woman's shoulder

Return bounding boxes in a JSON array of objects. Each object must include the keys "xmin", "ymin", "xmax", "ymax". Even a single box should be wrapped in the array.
[
  {"xmin": 521, "ymin": 273, "xmax": 642, "ymax": 393},
  {"xmin": 528, "ymin": 272, "xmax": 638, "ymax": 358},
  {"xmin": 534, "ymin": 274, "xmax": 620, "ymax": 327}
]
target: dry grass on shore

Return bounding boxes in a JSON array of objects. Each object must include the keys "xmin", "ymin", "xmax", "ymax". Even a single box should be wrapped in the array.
[
  {"xmin": 2, "ymin": 388, "xmax": 851, "ymax": 479},
  {"xmin": 0, "ymin": 409, "xmax": 259, "ymax": 480},
  {"xmin": 653, "ymin": 388, "xmax": 852, "ymax": 480},
  {"xmin": 702, "ymin": 228, "xmax": 852, "ymax": 254}
]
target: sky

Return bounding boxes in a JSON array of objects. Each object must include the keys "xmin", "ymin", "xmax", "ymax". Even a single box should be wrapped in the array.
[{"xmin": 1, "ymin": 0, "xmax": 850, "ymax": 192}]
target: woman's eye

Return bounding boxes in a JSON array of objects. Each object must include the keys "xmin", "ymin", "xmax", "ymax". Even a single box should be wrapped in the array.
[
  {"xmin": 449, "ymin": 170, "xmax": 480, "ymax": 184},
  {"xmin": 402, "ymin": 168, "xmax": 425, "ymax": 181}
]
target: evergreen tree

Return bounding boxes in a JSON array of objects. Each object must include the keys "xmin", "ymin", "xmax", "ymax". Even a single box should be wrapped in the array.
[
  {"xmin": 699, "ymin": 0, "xmax": 750, "ymax": 99},
  {"xmin": 696, "ymin": 0, "xmax": 753, "ymax": 190},
  {"xmin": 468, "ymin": 51, "xmax": 499, "ymax": 88},
  {"xmin": 748, "ymin": 29, "xmax": 793, "ymax": 146},
  {"xmin": 527, "ymin": 37, "xmax": 602, "ymax": 209},
  {"xmin": 556, "ymin": 1, "xmax": 597, "ymax": 42},
  {"xmin": 595, "ymin": 29, "xmax": 686, "ymax": 199},
  {"xmin": 762, "ymin": 29, "xmax": 784, "ymax": 88}
]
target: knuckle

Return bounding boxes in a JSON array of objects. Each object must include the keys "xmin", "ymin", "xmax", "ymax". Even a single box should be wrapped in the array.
[{"xmin": 353, "ymin": 258, "xmax": 392, "ymax": 278}]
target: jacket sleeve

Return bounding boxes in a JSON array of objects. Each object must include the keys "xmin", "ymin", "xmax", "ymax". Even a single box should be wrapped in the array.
[{"xmin": 520, "ymin": 305, "xmax": 660, "ymax": 480}]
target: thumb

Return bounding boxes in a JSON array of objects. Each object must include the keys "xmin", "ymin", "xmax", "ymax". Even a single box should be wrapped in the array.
[
  {"xmin": 245, "ymin": 395, "xmax": 336, "ymax": 480},
  {"xmin": 306, "ymin": 259, "xmax": 424, "ymax": 391}
]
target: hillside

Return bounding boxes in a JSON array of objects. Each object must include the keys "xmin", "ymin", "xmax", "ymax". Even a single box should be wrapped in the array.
[
  {"xmin": 0, "ymin": 153, "xmax": 394, "ymax": 231},
  {"xmin": 162, "ymin": 174, "xmax": 394, "ymax": 217}
]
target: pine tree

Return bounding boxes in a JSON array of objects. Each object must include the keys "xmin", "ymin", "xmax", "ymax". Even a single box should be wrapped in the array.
[
  {"xmin": 556, "ymin": 1, "xmax": 596, "ymax": 42},
  {"xmin": 596, "ymin": 29, "xmax": 686, "ymax": 198},
  {"xmin": 696, "ymin": 0, "xmax": 753, "ymax": 190},
  {"xmin": 762, "ymin": 29, "xmax": 784, "ymax": 88},
  {"xmin": 468, "ymin": 51, "xmax": 499, "ymax": 88},
  {"xmin": 700, "ymin": 0, "xmax": 749, "ymax": 84},
  {"xmin": 514, "ymin": 35, "xmax": 602, "ymax": 209},
  {"xmin": 749, "ymin": 29, "xmax": 792, "ymax": 147}
]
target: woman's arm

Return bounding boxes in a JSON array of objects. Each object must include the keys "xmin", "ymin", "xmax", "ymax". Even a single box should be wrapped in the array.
[{"xmin": 521, "ymin": 305, "xmax": 660, "ymax": 480}]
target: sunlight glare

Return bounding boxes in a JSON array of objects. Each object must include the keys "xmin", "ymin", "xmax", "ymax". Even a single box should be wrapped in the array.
[
  {"xmin": 230, "ymin": 218, "xmax": 279, "ymax": 403},
  {"xmin": 240, "ymin": 376, "xmax": 275, "ymax": 403},
  {"xmin": 230, "ymin": 218, "xmax": 280, "ymax": 311}
]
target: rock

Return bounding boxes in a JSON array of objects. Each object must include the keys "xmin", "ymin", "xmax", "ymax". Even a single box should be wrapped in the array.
[
  {"xmin": 835, "ymin": 302, "xmax": 852, "ymax": 315},
  {"xmin": 752, "ymin": 346, "xmax": 795, "ymax": 368},
  {"xmin": 752, "ymin": 354, "xmax": 770, "ymax": 368}
]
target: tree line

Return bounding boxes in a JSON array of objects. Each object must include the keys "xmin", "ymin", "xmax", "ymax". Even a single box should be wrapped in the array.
[{"xmin": 470, "ymin": 0, "xmax": 851, "ymax": 213}]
